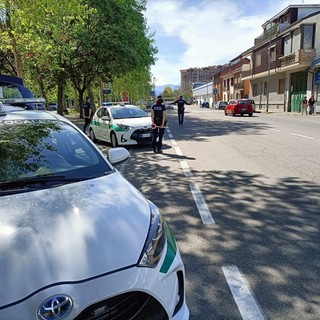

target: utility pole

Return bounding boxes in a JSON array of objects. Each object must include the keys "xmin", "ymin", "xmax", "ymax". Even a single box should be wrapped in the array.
[{"xmin": 266, "ymin": 21, "xmax": 272, "ymax": 113}]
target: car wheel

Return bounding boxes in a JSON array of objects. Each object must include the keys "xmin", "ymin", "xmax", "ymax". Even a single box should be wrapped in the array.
[
  {"xmin": 89, "ymin": 129, "xmax": 97, "ymax": 142},
  {"xmin": 224, "ymin": 111, "xmax": 228, "ymax": 116},
  {"xmin": 232, "ymin": 111, "xmax": 235, "ymax": 117},
  {"xmin": 111, "ymin": 132, "xmax": 118, "ymax": 147},
  {"xmin": 249, "ymin": 113, "xmax": 253, "ymax": 117}
]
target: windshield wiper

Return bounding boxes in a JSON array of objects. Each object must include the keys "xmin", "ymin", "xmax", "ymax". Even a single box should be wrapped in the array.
[
  {"xmin": 0, "ymin": 175, "xmax": 86, "ymax": 192},
  {"xmin": 0, "ymin": 172, "xmax": 113, "ymax": 190}
]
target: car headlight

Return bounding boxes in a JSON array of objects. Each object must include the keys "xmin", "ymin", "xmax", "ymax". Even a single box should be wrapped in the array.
[
  {"xmin": 117, "ymin": 123, "xmax": 132, "ymax": 130},
  {"xmin": 138, "ymin": 201, "xmax": 166, "ymax": 267}
]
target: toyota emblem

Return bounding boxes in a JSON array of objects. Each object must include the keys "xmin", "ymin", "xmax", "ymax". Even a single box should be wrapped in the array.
[{"xmin": 37, "ymin": 295, "xmax": 73, "ymax": 320}]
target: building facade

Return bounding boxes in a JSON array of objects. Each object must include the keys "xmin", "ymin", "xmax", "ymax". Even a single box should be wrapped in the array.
[
  {"xmin": 185, "ymin": 4, "xmax": 320, "ymax": 113},
  {"xmin": 180, "ymin": 66, "xmax": 223, "ymax": 94},
  {"xmin": 192, "ymin": 82, "xmax": 213, "ymax": 106},
  {"xmin": 242, "ymin": 4, "xmax": 320, "ymax": 112}
]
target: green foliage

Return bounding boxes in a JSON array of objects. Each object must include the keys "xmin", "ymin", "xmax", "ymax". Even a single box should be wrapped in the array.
[{"xmin": 0, "ymin": 0, "xmax": 157, "ymax": 113}]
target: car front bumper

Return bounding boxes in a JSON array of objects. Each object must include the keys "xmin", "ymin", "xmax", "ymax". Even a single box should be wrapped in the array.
[{"xmin": 0, "ymin": 240, "xmax": 189, "ymax": 320}]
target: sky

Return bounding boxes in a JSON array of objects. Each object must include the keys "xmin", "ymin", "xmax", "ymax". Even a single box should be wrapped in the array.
[{"xmin": 144, "ymin": 0, "xmax": 320, "ymax": 86}]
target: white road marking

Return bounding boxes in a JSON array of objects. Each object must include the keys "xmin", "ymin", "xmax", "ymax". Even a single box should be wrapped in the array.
[
  {"xmin": 289, "ymin": 133, "xmax": 314, "ymax": 140},
  {"xmin": 222, "ymin": 266, "xmax": 266, "ymax": 320},
  {"xmin": 189, "ymin": 183, "xmax": 215, "ymax": 224},
  {"xmin": 171, "ymin": 139, "xmax": 177, "ymax": 146},
  {"xmin": 175, "ymin": 146, "xmax": 183, "ymax": 156},
  {"xmin": 180, "ymin": 160, "xmax": 193, "ymax": 177},
  {"xmin": 269, "ymin": 128, "xmax": 281, "ymax": 132},
  {"xmin": 168, "ymin": 130, "xmax": 214, "ymax": 225}
]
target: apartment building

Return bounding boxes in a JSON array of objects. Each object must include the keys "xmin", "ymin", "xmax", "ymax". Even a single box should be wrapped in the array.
[
  {"xmin": 242, "ymin": 4, "xmax": 320, "ymax": 112},
  {"xmin": 219, "ymin": 56, "xmax": 250, "ymax": 103},
  {"xmin": 188, "ymin": 4, "xmax": 320, "ymax": 113},
  {"xmin": 180, "ymin": 65, "xmax": 222, "ymax": 94}
]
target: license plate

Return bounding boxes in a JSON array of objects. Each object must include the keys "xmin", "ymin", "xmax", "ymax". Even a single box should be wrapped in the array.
[
  {"xmin": 141, "ymin": 133, "xmax": 151, "ymax": 138},
  {"xmin": 241, "ymin": 108, "xmax": 247, "ymax": 112}
]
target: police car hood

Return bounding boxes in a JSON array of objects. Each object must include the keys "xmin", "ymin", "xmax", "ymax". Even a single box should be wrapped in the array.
[
  {"xmin": 114, "ymin": 116, "xmax": 151, "ymax": 127},
  {"xmin": 0, "ymin": 172, "xmax": 151, "ymax": 307}
]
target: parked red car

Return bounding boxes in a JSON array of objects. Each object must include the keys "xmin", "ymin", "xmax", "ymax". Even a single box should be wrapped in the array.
[{"xmin": 225, "ymin": 99, "xmax": 253, "ymax": 116}]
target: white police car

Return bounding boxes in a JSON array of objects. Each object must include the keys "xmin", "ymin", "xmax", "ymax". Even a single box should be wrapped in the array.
[
  {"xmin": 0, "ymin": 107, "xmax": 189, "ymax": 319},
  {"xmin": 89, "ymin": 104, "xmax": 153, "ymax": 147}
]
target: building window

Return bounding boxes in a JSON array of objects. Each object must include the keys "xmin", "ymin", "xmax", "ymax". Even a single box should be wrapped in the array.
[
  {"xmin": 302, "ymin": 24, "xmax": 315, "ymax": 49},
  {"xmin": 278, "ymin": 79, "xmax": 285, "ymax": 93},
  {"xmin": 270, "ymin": 46, "xmax": 276, "ymax": 61},
  {"xmin": 263, "ymin": 82, "xmax": 268, "ymax": 95},
  {"xmin": 292, "ymin": 28, "xmax": 301, "ymax": 52},
  {"xmin": 253, "ymin": 83, "xmax": 258, "ymax": 96},
  {"xmin": 283, "ymin": 34, "xmax": 291, "ymax": 56},
  {"xmin": 283, "ymin": 28, "xmax": 301, "ymax": 56},
  {"xmin": 255, "ymin": 52, "xmax": 261, "ymax": 67}
]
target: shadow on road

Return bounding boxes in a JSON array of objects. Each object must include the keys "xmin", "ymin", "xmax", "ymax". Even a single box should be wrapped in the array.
[{"xmin": 121, "ymin": 111, "xmax": 320, "ymax": 320}]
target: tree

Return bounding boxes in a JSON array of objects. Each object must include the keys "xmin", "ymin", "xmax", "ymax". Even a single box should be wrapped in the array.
[
  {"xmin": 66, "ymin": 0, "xmax": 157, "ymax": 115},
  {"xmin": 0, "ymin": 0, "xmax": 157, "ymax": 115}
]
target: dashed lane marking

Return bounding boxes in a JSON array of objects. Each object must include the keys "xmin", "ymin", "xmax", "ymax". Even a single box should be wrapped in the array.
[
  {"xmin": 175, "ymin": 146, "xmax": 183, "ymax": 156},
  {"xmin": 189, "ymin": 183, "xmax": 215, "ymax": 224},
  {"xmin": 289, "ymin": 133, "xmax": 315, "ymax": 140},
  {"xmin": 180, "ymin": 160, "xmax": 193, "ymax": 177},
  {"xmin": 269, "ymin": 128, "xmax": 281, "ymax": 132},
  {"xmin": 222, "ymin": 266, "xmax": 266, "ymax": 320}
]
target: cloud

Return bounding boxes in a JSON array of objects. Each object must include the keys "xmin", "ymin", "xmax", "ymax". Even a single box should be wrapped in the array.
[{"xmin": 145, "ymin": 0, "xmax": 320, "ymax": 85}]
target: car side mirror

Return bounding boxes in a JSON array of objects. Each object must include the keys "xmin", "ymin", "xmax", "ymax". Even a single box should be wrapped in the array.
[{"xmin": 107, "ymin": 147, "xmax": 130, "ymax": 165}]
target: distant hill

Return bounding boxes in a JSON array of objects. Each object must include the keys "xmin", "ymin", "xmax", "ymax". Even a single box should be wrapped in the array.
[{"xmin": 155, "ymin": 84, "xmax": 180, "ymax": 95}]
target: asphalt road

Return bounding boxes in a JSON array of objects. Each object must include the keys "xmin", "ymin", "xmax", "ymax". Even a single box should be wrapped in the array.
[{"xmin": 70, "ymin": 106, "xmax": 320, "ymax": 320}]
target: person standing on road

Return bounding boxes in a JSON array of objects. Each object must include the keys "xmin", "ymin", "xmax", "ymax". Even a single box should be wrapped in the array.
[
  {"xmin": 308, "ymin": 95, "xmax": 315, "ymax": 115},
  {"xmin": 301, "ymin": 96, "xmax": 308, "ymax": 115},
  {"xmin": 83, "ymin": 96, "xmax": 92, "ymax": 134},
  {"xmin": 172, "ymin": 95, "xmax": 190, "ymax": 125},
  {"xmin": 151, "ymin": 96, "xmax": 166, "ymax": 153}
]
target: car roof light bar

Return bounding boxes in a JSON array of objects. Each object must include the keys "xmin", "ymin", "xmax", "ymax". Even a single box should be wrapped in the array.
[{"xmin": 0, "ymin": 97, "xmax": 45, "ymax": 104}]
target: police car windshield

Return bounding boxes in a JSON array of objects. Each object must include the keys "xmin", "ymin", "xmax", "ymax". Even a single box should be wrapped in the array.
[
  {"xmin": 111, "ymin": 107, "xmax": 147, "ymax": 119},
  {"xmin": 0, "ymin": 119, "xmax": 112, "ymax": 190}
]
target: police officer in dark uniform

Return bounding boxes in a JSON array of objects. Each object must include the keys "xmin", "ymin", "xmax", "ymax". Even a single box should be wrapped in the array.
[
  {"xmin": 172, "ymin": 95, "xmax": 190, "ymax": 125},
  {"xmin": 151, "ymin": 96, "xmax": 166, "ymax": 153}
]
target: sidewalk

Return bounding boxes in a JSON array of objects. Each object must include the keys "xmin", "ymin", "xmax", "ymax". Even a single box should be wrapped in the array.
[
  {"xmin": 262, "ymin": 111, "xmax": 320, "ymax": 117},
  {"xmin": 63, "ymin": 112, "xmax": 84, "ymax": 129}
]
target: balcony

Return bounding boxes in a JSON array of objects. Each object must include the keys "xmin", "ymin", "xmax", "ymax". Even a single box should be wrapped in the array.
[
  {"xmin": 234, "ymin": 82, "xmax": 244, "ymax": 89},
  {"xmin": 241, "ymin": 69, "xmax": 252, "ymax": 79},
  {"xmin": 254, "ymin": 24, "xmax": 279, "ymax": 46},
  {"xmin": 279, "ymin": 48, "xmax": 316, "ymax": 68}
]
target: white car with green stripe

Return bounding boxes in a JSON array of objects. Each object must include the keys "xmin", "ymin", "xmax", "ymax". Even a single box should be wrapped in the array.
[
  {"xmin": 89, "ymin": 104, "xmax": 153, "ymax": 147},
  {"xmin": 0, "ymin": 108, "xmax": 189, "ymax": 319}
]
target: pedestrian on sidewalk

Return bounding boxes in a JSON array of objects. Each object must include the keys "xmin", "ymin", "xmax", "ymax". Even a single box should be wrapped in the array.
[
  {"xmin": 301, "ymin": 96, "xmax": 308, "ymax": 115},
  {"xmin": 83, "ymin": 96, "xmax": 92, "ymax": 134},
  {"xmin": 308, "ymin": 95, "xmax": 315, "ymax": 115},
  {"xmin": 172, "ymin": 95, "xmax": 190, "ymax": 125},
  {"xmin": 151, "ymin": 96, "xmax": 166, "ymax": 153}
]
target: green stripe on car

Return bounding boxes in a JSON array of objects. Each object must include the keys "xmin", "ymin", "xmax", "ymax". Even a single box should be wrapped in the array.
[{"xmin": 160, "ymin": 221, "xmax": 177, "ymax": 273}]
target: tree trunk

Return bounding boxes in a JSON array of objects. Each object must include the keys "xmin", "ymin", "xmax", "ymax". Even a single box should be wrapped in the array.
[
  {"xmin": 5, "ymin": 0, "xmax": 24, "ymax": 79},
  {"xmin": 57, "ymin": 83, "xmax": 64, "ymax": 116}
]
